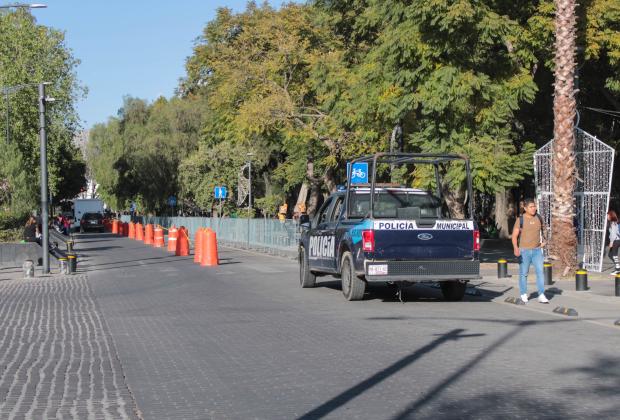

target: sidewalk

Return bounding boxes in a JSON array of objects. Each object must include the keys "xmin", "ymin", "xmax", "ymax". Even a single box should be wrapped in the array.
[{"xmin": 476, "ymin": 262, "xmax": 620, "ymax": 329}]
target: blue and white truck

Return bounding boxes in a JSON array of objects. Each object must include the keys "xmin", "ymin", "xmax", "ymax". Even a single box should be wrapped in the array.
[{"xmin": 298, "ymin": 153, "xmax": 480, "ymax": 301}]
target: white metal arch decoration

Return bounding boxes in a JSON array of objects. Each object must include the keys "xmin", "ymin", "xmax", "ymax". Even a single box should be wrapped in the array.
[{"xmin": 534, "ymin": 128, "xmax": 615, "ymax": 272}]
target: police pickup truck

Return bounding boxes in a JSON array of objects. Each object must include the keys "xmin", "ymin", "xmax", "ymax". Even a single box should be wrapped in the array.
[{"xmin": 298, "ymin": 153, "xmax": 480, "ymax": 301}]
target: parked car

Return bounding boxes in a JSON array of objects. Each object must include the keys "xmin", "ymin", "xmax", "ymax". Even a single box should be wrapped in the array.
[{"xmin": 80, "ymin": 212, "xmax": 105, "ymax": 233}]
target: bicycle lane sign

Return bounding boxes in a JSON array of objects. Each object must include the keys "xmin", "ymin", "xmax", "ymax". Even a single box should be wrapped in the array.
[{"xmin": 347, "ymin": 162, "xmax": 368, "ymax": 184}]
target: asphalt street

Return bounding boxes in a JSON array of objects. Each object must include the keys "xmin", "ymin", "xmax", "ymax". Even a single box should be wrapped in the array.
[{"xmin": 1, "ymin": 232, "xmax": 619, "ymax": 419}]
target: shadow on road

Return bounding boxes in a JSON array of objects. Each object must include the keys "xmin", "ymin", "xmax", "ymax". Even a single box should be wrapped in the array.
[
  {"xmin": 298, "ymin": 329, "xmax": 484, "ymax": 420},
  {"xmin": 314, "ymin": 280, "xmax": 505, "ymax": 303},
  {"xmin": 299, "ymin": 318, "xmax": 575, "ymax": 420}
]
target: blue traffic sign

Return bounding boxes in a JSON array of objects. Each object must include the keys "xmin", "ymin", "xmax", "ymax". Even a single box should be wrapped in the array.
[
  {"xmin": 167, "ymin": 196, "xmax": 177, "ymax": 207},
  {"xmin": 214, "ymin": 186, "xmax": 228, "ymax": 199},
  {"xmin": 349, "ymin": 162, "xmax": 369, "ymax": 184}
]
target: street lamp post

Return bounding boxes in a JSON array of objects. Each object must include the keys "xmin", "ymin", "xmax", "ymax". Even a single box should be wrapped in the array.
[
  {"xmin": 39, "ymin": 82, "xmax": 53, "ymax": 274},
  {"xmin": 247, "ymin": 152, "xmax": 253, "ymax": 249}
]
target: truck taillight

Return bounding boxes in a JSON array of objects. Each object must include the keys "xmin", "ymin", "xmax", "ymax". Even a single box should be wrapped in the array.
[
  {"xmin": 362, "ymin": 230, "xmax": 375, "ymax": 252},
  {"xmin": 473, "ymin": 230, "xmax": 480, "ymax": 251}
]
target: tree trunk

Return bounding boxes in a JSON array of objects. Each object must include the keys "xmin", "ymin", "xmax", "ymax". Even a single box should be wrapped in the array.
[
  {"xmin": 494, "ymin": 190, "xmax": 513, "ymax": 239},
  {"xmin": 323, "ymin": 167, "xmax": 337, "ymax": 195},
  {"xmin": 295, "ymin": 182, "xmax": 308, "ymax": 214},
  {"xmin": 263, "ymin": 172, "xmax": 272, "ymax": 196},
  {"xmin": 442, "ymin": 183, "xmax": 466, "ymax": 219},
  {"xmin": 551, "ymin": 0, "xmax": 578, "ymax": 276},
  {"xmin": 306, "ymin": 159, "xmax": 321, "ymax": 216}
]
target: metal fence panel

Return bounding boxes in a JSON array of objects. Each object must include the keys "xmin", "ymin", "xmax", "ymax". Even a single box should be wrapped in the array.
[{"xmin": 120, "ymin": 216, "xmax": 301, "ymax": 258}]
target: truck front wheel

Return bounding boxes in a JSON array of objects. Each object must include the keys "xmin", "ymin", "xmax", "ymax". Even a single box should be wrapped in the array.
[
  {"xmin": 341, "ymin": 252, "xmax": 365, "ymax": 301},
  {"xmin": 440, "ymin": 280, "xmax": 467, "ymax": 301},
  {"xmin": 299, "ymin": 247, "xmax": 316, "ymax": 288}
]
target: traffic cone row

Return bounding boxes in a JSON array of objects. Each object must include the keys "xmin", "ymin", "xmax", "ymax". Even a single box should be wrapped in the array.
[
  {"xmin": 119, "ymin": 220, "xmax": 195, "ymax": 259},
  {"xmin": 193, "ymin": 228, "xmax": 218, "ymax": 266}
]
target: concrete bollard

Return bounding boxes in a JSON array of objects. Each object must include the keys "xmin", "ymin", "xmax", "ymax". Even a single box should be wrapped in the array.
[
  {"xmin": 66, "ymin": 240, "xmax": 74, "ymax": 252},
  {"xmin": 544, "ymin": 263, "xmax": 553, "ymax": 285},
  {"xmin": 497, "ymin": 259, "xmax": 508, "ymax": 278},
  {"xmin": 615, "ymin": 273, "xmax": 620, "ymax": 297},
  {"xmin": 22, "ymin": 260, "xmax": 34, "ymax": 278},
  {"xmin": 575, "ymin": 269, "xmax": 588, "ymax": 291}
]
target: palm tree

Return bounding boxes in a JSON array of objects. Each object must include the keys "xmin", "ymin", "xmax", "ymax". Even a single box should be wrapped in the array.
[{"xmin": 551, "ymin": 0, "xmax": 578, "ymax": 276}]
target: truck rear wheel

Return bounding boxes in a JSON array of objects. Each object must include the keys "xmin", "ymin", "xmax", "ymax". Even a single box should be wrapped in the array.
[
  {"xmin": 341, "ymin": 252, "xmax": 365, "ymax": 301},
  {"xmin": 299, "ymin": 247, "xmax": 316, "ymax": 288},
  {"xmin": 440, "ymin": 280, "xmax": 467, "ymax": 301}
]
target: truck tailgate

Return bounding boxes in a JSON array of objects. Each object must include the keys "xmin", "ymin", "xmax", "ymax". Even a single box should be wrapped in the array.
[{"xmin": 372, "ymin": 220, "xmax": 475, "ymax": 260}]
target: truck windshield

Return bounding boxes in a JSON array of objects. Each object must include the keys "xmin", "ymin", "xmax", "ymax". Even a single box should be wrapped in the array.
[{"xmin": 349, "ymin": 190, "xmax": 450, "ymax": 219}]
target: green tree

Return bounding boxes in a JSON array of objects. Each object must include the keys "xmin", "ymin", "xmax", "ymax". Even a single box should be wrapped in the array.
[{"xmin": 0, "ymin": 9, "xmax": 86, "ymax": 216}]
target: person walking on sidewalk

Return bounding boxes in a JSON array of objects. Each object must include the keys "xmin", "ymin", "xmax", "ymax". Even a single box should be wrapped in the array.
[
  {"xmin": 607, "ymin": 210, "xmax": 620, "ymax": 275},
  {"xmin": 511, "ymin": 198, "xmax": 549, "ymax": 304}
]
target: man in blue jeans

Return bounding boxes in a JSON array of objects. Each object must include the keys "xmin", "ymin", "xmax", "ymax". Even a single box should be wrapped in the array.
[{"xmin": 511, "ymin": 198, "xmax": 549, "ymax": 303}]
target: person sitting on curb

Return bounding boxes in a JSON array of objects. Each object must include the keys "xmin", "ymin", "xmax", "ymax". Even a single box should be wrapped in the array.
[
  {"xmin": 23, "ymin": 216, "xmax": 38, "ymax": 243},
  {"xmin": 511, "ymin": 198, "xmax": 549, "ymax": 304}
]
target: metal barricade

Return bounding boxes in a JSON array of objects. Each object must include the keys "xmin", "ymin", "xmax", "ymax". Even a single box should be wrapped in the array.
[{"xmin": 129, "ymin": 216, "xmax": 301, "ymax": 258}]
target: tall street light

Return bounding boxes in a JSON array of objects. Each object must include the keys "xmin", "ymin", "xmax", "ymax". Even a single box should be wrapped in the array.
[
  {"xmin": 246, "ymin": 152, "xmax": 253, "ymax": 249},
  {"xmin": 39, "ymin": 82, "xmax": 54, "ymax": 274}
]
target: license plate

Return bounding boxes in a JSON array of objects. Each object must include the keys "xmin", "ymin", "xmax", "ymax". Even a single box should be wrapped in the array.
[
  {"xmin": 368, "ymin": 264, "xmax": 388, "ymax": 275},
  {"xmin": 89, "ymin": 220, "xmax": 96, "ymax": 224}
]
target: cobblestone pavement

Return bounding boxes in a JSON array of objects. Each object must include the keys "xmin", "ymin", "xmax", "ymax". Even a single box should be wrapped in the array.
[
  {"xmin": 76, "ymin": 234, "xmax": 620, "ymax": 420},
  {"xmin": 0, "ymin": 275, "xmax": 139, "ymax": 420}
]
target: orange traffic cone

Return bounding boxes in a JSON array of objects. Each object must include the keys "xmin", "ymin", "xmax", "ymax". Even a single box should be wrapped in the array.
[
  {"xmin": 135, "ymin": 223, "xmax": 144, "ymax": 241},
  {"xmin": 153, "ymin": 225, "xmax": 164, "ymax": 248},
  {"xmin": 119, "ymin": 222, "xmax": 126, "ymax": 236},
  {"xmin": 167, "ymin": 225, "xmax": 178, "ymax": 252},
  {"xmin": 123, "ymin": 222, "xmax": 129, "ymax": 237},
  {"xmin": 201, "ymin": 229, "xmax": 219, "ymax": 266},
  {"xmin": 194, "ymin": 229, "xmax": 204, "ymax": 263},
  {"xmin": 144, "ymin": 224, "xmax": 154, "ymax": 244},
  {"xmin": 112, "ymin": 219, "xmax": 119, "ymax": 234},
  {"xmin": 128, "ymin": 222, "xmax": 135, "ymax": 239},
  {"xmin": 176, "ymin": 226, "xmax": 190, "ymax": 256}
]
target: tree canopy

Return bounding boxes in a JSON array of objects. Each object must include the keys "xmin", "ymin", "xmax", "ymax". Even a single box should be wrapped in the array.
[
  {"xmin": 0, "ymin": 9, "xmax": 86, "ymax": 216},
  {"xmin": 86, "ymin": 0, "xmax": 620, "ymax": 220}
]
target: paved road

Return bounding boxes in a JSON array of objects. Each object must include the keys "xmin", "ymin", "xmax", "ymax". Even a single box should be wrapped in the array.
[{"xmin": 1, "ymin": 233, "xmax": 619, "ymax": 419}]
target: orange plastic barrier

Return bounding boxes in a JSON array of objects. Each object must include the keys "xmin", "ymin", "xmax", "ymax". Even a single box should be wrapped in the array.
[
  {"xmin": 144, "ymin": 224, "xmax": 154, "ymax": 244},
  {"xmin": 167, "ymin": 225, "xmax": 178, "ymax": 252},
  {"xmin": 153, "ymin": 226, "xmax": 164, "ymax": 248},
  {"xmin": 176, "ymin": 226, "xmax": 189, "ymax": 256},
  {"xmin": 112, "ymin": 219, "xmax": 119, "ymax": 234},
  {"xmin": 135, "ymin": 223, "xmax": 144, "ymax": 241},
  {"xmin": 122, "ymin": 222, "xmax": 129, "ymax": 237},
  {"xmin": 200, "ymin": 229, "xmax": 219, "ymax": 267},
  {"xmin": 128, "ymin": 222, "xmax": 135, "ymax": 239},
  {"xmin": 119, "ymin": 222, "xmax": 125, "ymax": 236},
  {"xmin": 193, "ymin": 229, "xmax": 204, "ymax": 263}
]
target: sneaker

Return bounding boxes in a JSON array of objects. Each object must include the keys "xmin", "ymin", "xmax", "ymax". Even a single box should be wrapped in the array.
[
  {"xmin": 610, "ymin": 270, "xmax": 620, "ymax": 276},
  {"xmin": 520, "ymin": 294, "xmax": 529, "ymax": 303},
  {"xmin": 538, "ymin": 293, "xmax": 549, "ymax": 304}
]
